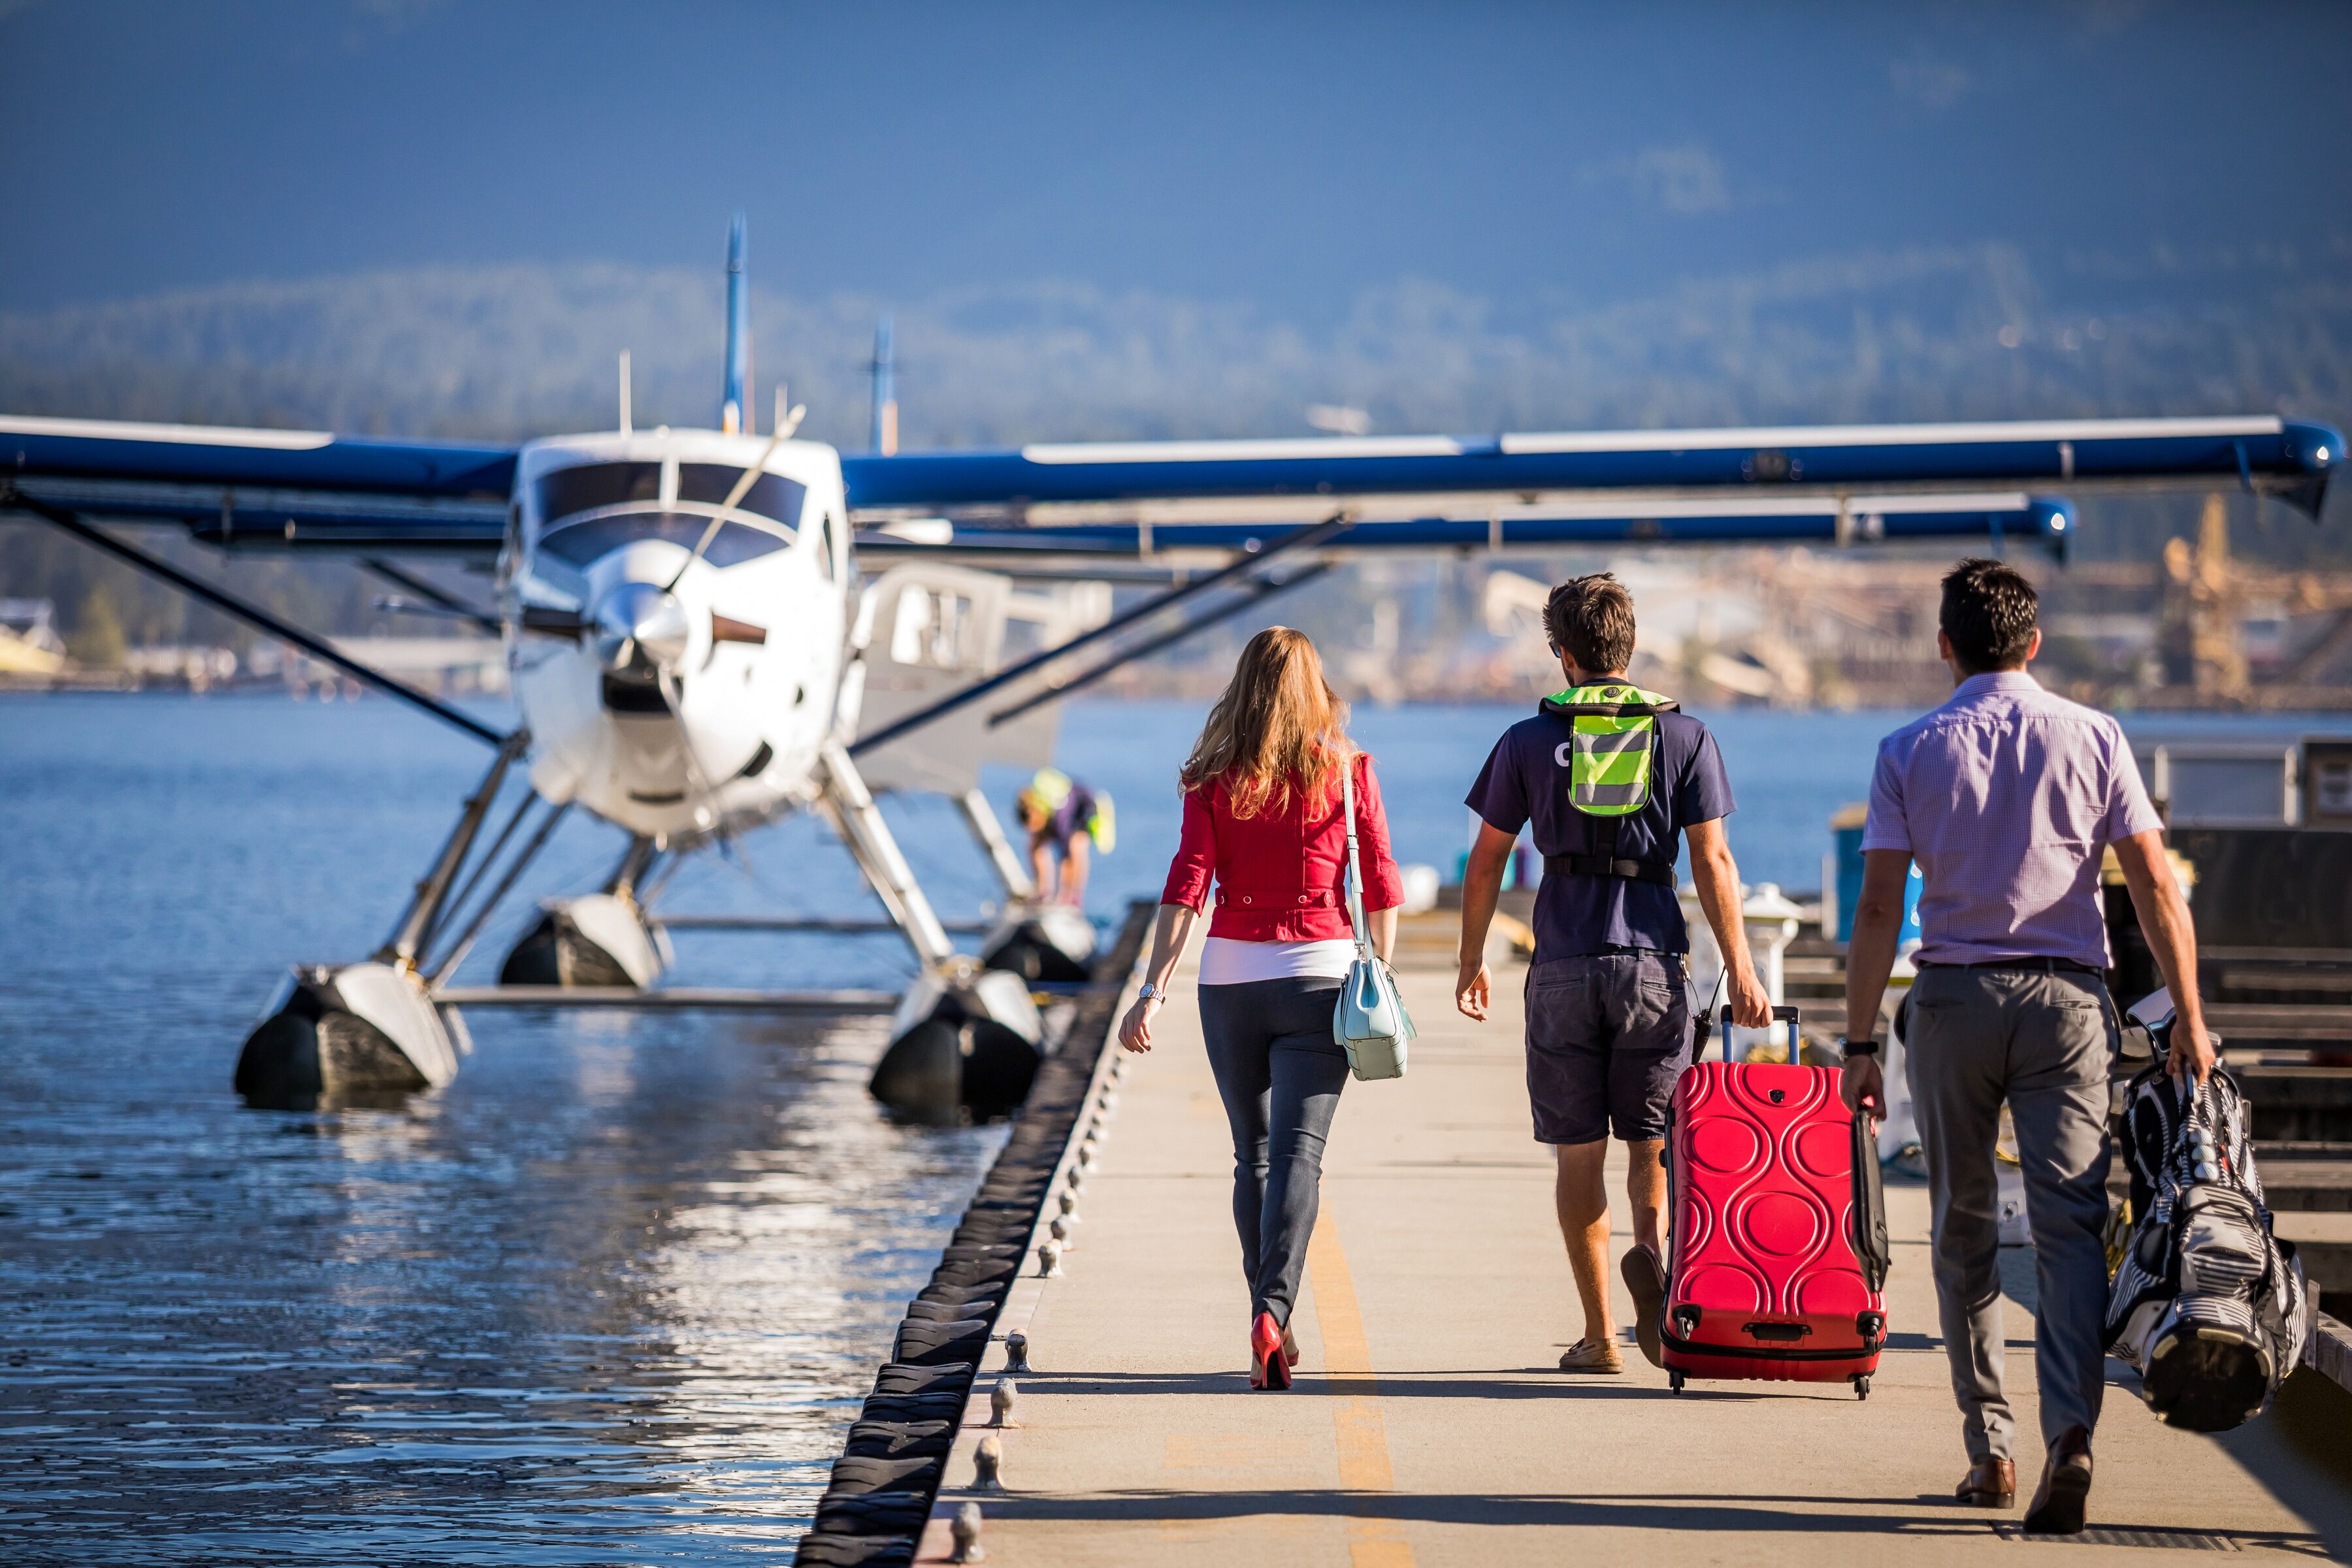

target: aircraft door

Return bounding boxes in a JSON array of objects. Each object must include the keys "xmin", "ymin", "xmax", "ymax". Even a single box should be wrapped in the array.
[
  {"xmin": 852, "ymin": 564, "xmax": 1013, "ymax": 794},
  {"xmin": 985, "ymin": 581, "xmax": 1111, "ymax": 770}
]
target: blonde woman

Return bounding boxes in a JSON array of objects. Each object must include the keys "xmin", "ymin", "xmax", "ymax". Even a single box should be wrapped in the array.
[{"xmin": 1117, "ymin": 628, "xmax": 1403, "ymax": 1390}]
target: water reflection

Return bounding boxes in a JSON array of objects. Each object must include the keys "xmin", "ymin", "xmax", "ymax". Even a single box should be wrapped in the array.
[
  {"xmin": 0, "ymin": 1008, "xmax": 1001, "ymax": 1563},
  {"xmin": 0, "ymin": 698, "xmax": 1028, "ymax": 1560}
]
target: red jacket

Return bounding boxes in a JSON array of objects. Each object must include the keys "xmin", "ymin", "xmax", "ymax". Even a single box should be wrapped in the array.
[{"xmin": 1160, "ymin": 752, "xmax": 1405, "ymax": 941}]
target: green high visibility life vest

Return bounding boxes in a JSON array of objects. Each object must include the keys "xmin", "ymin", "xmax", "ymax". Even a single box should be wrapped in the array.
[{"xmin": 1537, "ymin": 681, "xmax": 1681, "ymax": 887}]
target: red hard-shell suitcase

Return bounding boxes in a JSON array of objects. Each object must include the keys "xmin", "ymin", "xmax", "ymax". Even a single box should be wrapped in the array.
[{"xmin": 1661, "ymin": 1005, "xmax": 1891, "ymax": 1397}]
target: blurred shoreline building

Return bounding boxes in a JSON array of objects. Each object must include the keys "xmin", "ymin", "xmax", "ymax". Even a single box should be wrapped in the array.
[{"xmin": 1090, "ymin": 493, "xmax": 2352, "ymax": 713}]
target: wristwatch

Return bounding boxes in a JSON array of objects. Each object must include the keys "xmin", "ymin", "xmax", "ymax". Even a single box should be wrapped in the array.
[
  {"xmin": 1137, "ymin": 982, "xmax": 1168, "ymax": 1002},
  {"xmin": 1838, "ymin": 1035, "xmax": 1880, "ymax": 1058}
]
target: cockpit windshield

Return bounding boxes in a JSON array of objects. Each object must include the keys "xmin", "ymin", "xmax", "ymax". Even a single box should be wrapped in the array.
[
  {"xmin": 529, "ymin": 461, "xmax": 810, "ymax": 572},
  {"xmin": 676, "ymin": 464, "xmax": 806, "ymax": 528},
  {"xmin": 538, "ymin": 512, "xmax": 787, "ymax": 569},
  {"xmin": 535, "ymin": 462, "xmax": 661, "ymax": 521}
]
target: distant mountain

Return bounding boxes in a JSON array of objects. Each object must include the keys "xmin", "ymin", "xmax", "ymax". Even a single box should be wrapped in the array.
[
  {"xmin": 5, "ymin": 242, "xmax": 2351, "ymax": 650},
  {"xmin": 5, "ymin": 241, "xmax": 2347, "ymax": 451}
]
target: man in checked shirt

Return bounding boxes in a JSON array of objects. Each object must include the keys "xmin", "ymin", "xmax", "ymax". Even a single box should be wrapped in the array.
[{"xmin": 1842, "ymin": 558, "xmax": 2214, "ymax": 1536}]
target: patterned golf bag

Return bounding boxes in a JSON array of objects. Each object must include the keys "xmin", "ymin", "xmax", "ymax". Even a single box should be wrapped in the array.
[{"xmin": 2104, "ymin": 1034, "xmax": 2312, "ymax": 1433}]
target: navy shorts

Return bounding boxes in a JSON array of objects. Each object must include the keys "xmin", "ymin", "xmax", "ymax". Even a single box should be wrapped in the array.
[{"xmin": 1524, "ymin": 951, "xmax": 1693, "ymax": 1145}]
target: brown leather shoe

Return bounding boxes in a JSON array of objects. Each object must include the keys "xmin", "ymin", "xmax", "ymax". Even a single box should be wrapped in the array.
[
  {"xmin": 1955, "ymin": 1456, "xmax": 2016, "ymax": 1508},
  {"xmin": 2023, "ymin": 1428, "xmax": 2093, "ymax": 1535},
  {"xmin": 1556, "ymin": 1337, "xmax": 1624, "ymax": 1373}
]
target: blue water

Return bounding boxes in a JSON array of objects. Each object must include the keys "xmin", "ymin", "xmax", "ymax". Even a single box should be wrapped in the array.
[
  {"xmin": 0, "ymin": 695, "xmax": 1004, "ymax": 1565},
  {"xmin": 0, "ymin": 690, "xmax": 2310, "ymax": 1563}
]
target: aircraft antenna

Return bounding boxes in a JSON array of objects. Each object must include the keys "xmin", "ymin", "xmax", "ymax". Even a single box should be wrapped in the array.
[
  {"xmin": 619, "ymin": 350, "xmax": 633, "ymax": 436},
  {"xmin": 869, "ymin": 315, "xmax": 898, "ymax": 455},
  {"xmin": 721, "ymin": 214, "xmax": 750, "ymax": 434}
]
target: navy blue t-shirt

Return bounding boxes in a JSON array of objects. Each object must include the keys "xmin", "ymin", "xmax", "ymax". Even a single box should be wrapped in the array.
[{"xmin": 1463, "ymin": 706, "xmax": 1735, "ymax": 961}]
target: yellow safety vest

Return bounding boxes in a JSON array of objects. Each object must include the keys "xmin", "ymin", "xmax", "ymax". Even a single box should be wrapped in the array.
[{"xmin": 1537, "ymin": 682, "xmax": 1680, "ymax": 886}]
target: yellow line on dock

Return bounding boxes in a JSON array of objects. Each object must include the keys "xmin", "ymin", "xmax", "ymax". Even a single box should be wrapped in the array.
[{"xmin": 1305, "ymin": 1213, "xmax": 1415, "ymax": 1568}]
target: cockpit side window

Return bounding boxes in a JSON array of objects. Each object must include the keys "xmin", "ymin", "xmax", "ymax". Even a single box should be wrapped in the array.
[{"xmin": 675, "ymin": 464, "xmax": 808, "ymax": 529}]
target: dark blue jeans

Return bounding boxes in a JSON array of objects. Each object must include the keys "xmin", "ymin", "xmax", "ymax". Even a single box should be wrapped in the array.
[{"xmin": 1198, "ymin": 977, "xmax": 1349, "ymax": 1328}]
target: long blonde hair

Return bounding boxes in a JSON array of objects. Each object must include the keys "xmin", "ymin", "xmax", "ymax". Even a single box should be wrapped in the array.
[{"xmin": 1180, "ymin": 627, "xmax": 1355, "ymax": 819}]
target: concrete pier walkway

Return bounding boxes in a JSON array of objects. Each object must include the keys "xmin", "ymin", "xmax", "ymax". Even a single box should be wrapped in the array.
[{"xmin": 930, "ymin": 941, "xmax": 2352, "ymax": 1565}]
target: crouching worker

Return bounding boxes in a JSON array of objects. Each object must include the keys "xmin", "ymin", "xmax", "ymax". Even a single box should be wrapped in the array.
[
  {"xmin": 1456, "ymin": 572, "xmax": 1770, "ymax": 1373},
  {"xmin": 1016, "ymin": 768, "xmax": 1114, "ymax": 906}
]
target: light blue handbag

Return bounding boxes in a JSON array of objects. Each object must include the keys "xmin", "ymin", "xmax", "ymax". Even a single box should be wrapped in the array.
[{"xmin": 1332, "ymin": 764, "xmax": 1413, "ymax": 1081}]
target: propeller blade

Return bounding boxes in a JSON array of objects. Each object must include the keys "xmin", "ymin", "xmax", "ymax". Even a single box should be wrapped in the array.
[
  {"xmin": 665, "ymin": 411, "xmax": 793, "ymax": 593},
  {"xmin": 653, "ymin": 666, "xmax": 724, "ymax": 834}
]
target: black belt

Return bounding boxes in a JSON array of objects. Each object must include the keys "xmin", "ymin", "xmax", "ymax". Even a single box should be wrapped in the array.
[
  {"xmin": 1544, "ymin": 851, "xmax": 1676, "ymax": 887},
  {"xmin": 1925, "ymin": 956, "xmax": 2105, "ymax": 977}
]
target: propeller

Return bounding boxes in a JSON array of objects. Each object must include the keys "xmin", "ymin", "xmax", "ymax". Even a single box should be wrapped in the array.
[
  {"xmin": 519, "ymin": 601, "xmax": 761, "ymax": 647},
  {"xmin": 595, "ymin": 581, "xmax": 690, "ymax": 672},
  {"xmin": 578, "ymin": 585, "xmax": 725, "ymax": 836},
  {"xmin": 664, "ymin": 384, "xmax": 806, "ymax": 594}
]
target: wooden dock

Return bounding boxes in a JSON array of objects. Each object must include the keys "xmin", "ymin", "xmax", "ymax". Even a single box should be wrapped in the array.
[{"xmin": 894, "ymin": 932, "xmax": 2352, "ymax": 1565}]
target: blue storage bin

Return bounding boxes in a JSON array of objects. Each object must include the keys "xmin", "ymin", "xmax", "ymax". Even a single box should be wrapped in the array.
[{"xmin": 1832, "ymin": 803, "xmax": 1922, "ymax": 945}]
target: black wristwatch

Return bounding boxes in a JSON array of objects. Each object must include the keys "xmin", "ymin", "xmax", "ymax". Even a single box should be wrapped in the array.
[{"xmin": 1838, "ymin": 1036, "xmax": 1881, "ymax": 1059}]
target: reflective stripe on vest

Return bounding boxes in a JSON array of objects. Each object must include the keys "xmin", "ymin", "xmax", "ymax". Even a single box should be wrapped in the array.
[{"xmin": 1539, "ymin": 682, "xmax": 1679, "ymax": 819}]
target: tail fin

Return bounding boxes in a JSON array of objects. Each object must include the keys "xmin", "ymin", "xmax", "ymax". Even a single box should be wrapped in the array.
[
  {"xmin": 721, "ymin": 214, "xmax": 751, "ymax": 433},
  {"xmin": 869, "ymin": 314, "xmax": 898, "ymax": 455}
]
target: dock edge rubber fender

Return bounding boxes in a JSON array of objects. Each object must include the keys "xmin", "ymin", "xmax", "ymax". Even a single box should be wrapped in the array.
[{"xmin": 793, "ymin": 902, "xmax": 1151, "ymax": 1567}]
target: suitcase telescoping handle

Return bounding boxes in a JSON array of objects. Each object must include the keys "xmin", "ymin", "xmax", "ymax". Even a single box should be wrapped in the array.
[{"xmin": 1717, "ymin": 1004, "xmax": 1801, "ymax": 1064}]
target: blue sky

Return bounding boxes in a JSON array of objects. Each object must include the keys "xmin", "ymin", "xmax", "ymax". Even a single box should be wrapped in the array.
[{"xmin": 3, "ymin": 1, "xmax": 2347, "ymax": 322}]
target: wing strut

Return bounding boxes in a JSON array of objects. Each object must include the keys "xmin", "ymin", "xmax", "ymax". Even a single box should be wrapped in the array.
[
  {"xmin": 361, "ymin": 557, "xmax": 502, "ymax": 634},
  {"xmin": 985, "ymin": 563, "xmax": 1333, "ymax": 728},
  {"xmin": 849, "ymin": 512, "xmax": 1351, "ymax": 759},
  {"xmin": 4, "ymin": 487, "xmax": 508, "ymax": 747}
]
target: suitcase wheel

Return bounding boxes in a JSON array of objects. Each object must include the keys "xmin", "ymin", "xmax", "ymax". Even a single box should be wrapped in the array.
[
  {"xmin": 1669, "ymin": 1370, "xmax": 1685, "ymax": 1395},
  {"xmin": 1851, "ymin": 1375, "xmax": 1870, "ymax": 1400}
]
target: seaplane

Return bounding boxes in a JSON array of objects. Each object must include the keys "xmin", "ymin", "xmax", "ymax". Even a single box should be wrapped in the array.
[{"xmin": 3, "ymin": 218, "xmax": 2339, "ymax": 1120}]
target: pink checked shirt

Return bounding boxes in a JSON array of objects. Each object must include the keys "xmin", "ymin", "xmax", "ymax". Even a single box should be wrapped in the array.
[{"xmin": 1861, "ymin": 671, "xmax": 2162, "ymax": 969}]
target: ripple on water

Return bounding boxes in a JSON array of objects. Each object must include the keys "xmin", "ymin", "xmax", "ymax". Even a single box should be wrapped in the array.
[{"xmin": 0, "ymin": 698, "xmax": 1009, "ymax": 1563}]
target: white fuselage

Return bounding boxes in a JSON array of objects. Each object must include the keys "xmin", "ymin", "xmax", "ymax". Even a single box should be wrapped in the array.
[{"xmin": 500, "ymin": 429, "xmax": 857, "ymax": 841}]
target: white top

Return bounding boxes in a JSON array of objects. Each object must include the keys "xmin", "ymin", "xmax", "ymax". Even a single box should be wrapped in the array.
[{"xmin": 1197, "ymin": 936, "xmax": 1357, "ymax": 987}]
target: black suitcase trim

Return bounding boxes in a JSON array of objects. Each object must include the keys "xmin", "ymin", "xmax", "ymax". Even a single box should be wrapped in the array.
[
  {"xmin": 1849, "ymin": 1110, "xmax": 1891, "ymax": 1292},
  {"xmin": 1658, "ymin": 1329, "xmax": 1880, "ymax": 1364}
]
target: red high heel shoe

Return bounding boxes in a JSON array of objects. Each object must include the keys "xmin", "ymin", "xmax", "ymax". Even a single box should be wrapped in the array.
[{"xmin": 1250, "ymin": 1313, "xmax": 1292, "ymax": 1390}]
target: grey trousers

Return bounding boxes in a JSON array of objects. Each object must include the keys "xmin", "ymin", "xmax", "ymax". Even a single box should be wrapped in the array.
[
  {"xmin": 1198, "ymin": 977, "xmax": 1349, "ymax": 1328},
  {"xmin": 1908, "ymin": 964, "xmax": 2117, "ymax": 1461}
]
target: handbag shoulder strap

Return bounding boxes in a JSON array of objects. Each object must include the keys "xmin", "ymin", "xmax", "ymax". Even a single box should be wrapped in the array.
[{"xmin": 1341, "ymin": 757, "xmax": 1371, "ymax": 960}]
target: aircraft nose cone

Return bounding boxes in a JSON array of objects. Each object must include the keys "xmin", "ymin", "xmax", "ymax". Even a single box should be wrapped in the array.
[{"xmin": 595, "ymin": 582, "xmax": 689, "ymax": 670}]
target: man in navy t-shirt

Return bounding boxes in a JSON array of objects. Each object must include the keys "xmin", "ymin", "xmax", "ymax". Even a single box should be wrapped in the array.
[{"xmin": 1458, "ymin": 572, "xmax": 1770, "ymax": 1376}]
